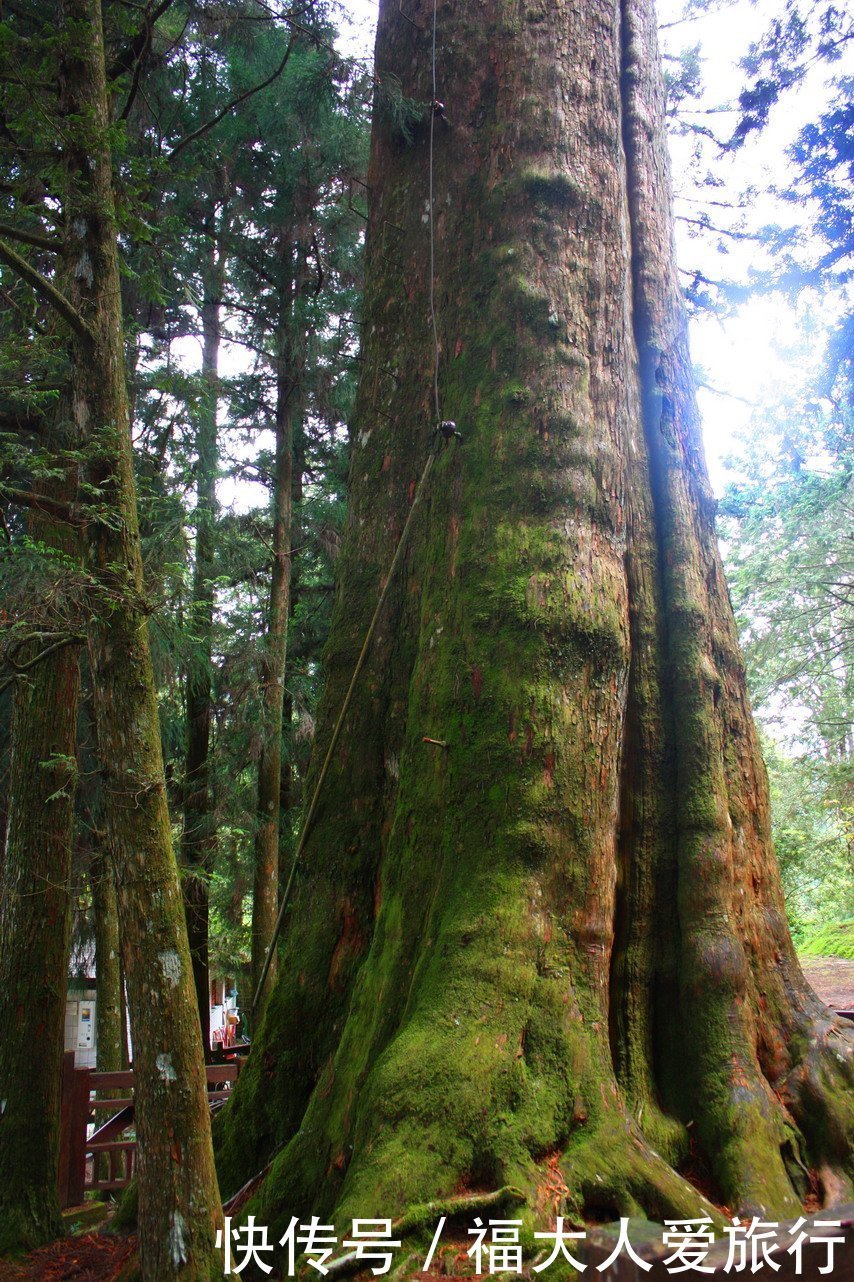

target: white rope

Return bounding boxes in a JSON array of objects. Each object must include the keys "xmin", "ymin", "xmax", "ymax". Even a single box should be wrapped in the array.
[{"xmin": 428, "ymin": 0, "xmax": 441, "ymax": 422}]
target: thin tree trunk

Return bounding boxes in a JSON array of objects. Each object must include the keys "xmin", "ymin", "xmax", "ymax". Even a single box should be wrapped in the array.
[
  {"xmin": 80, "ymin": 695, "xmax": 124, "ymax": 1079},
  {"xmin": 249, "ymin": 228, "xmax": 304, "ymax": 1016},
  {"xmin": 91, "ymin": 847, "xmax": 123, "ymax": 1075},
  {"xmin": 62, "ymin": 2, "xmax": 222, "ymax": 1275},
  {"xmin": 182, "ymin": 221, "xmax": 226, "ymax": 1056},
  {"xmin": 216, "ymin": 0, "xmax": 853, "ymax": 1245},
  {"xmin": 274, "ymin": 429, "xmax": 306, "ymax": 902}
]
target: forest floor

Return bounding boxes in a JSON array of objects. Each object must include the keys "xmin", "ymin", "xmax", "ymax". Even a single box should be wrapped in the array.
[
  {"xmin": 800, "ymin": 955, "xmax": 854, "ymax": 1011},
  {"xmin": 0, "ymin": 1234, "xmax": 136, "ymax": 1282}
]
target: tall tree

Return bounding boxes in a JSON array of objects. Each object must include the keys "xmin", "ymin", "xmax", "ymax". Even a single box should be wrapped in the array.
[
  {"xmin": 216, "ymin": 0, "xmax": 853, "ymax": 1255},
  {"xmin": 249, "ymin": 217, "xmax": 302, "ymax": 1015},
  {"xmin": 0, "ymin": 1, "xmax": 226, "ymax": 1274},
  {"xmin": 67, "ymin": 1, "xmax": 223, "ymax": 1272},
  {"xmin": 80, "ymin": 695, "xmax": 126, "ymax": 1076},
  {"xmin": 219, "ymin": 29, "xmax": 366, "ymax": 1012},
  {"xmin": 182, "ymin": 199, "xmax": 229, "ymax": 1055}
]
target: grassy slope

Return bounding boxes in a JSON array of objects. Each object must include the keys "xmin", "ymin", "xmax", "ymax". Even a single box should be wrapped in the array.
[{"xmin": 799, "ymin": 920, "xmax": 854, "ymax": 960}]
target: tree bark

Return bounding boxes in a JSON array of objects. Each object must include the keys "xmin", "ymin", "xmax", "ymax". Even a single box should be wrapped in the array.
[
  {"xmin": 182, "ymin": 217, "xmax": 226, "ymax": 1057},
  {"xmin": 80, "ymin": 695, "xmax": 125, "ymax": 1079},
  {"xmin": 61, "ymin": 2, "xmax": 222, "ymax": 1276},
  {"xmin": 215, "ymin": 0, "xmax": 853, "ymax": 1257},
  {"xmin": 91, "ymin": 847, "xmax": 124, "ymax": 1075},
  {"xmin": 0, "ymin": 495, "xmax": 79, "ymax": 1252},
  {"xmin": 0, "ymin": 76, "xmax": 85, "ymax": 1262}
]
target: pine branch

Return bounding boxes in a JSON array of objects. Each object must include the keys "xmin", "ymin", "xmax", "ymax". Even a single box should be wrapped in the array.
[
  {"xmin": 168, "ymin": 32, "xmax": 297, "ymax": 162},
  {"xmin": 108, "ymin": 0, "xmax": 176, "ymax": 82},
  {"xmin": 0, "ymin": 221, "xmax": 62, "ymax": 251},
  {"xmin": 0, "ymin": 237, "xmax": 93, "ymax": 342},
  {"xmin": 0, "ymin": 486, "xmax": 82, "ymax": 525},
  {"xmin": 0, "ymin": 632, "xmax": 85, "ymax": 693}
]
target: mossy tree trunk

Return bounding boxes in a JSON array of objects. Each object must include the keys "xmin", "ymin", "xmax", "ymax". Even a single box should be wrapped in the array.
[
  {"xmin": 182, "ymin": 214, "xmax": 227, "ymax": 1057},
  {"xmin": 0, "ymin": 424, "xmax": 80, "ymax": 1254},
  {"xmin": 81, "ymin": 695, "xmax": 126, "ymax": 1080},
  {"xmin": 91, "ymin": 847, "xmax": 124, "ymax": 1074},
  {"xmin": 215, "ymin": 0, "xmax": 853, "ymax": 1258},
  {"xmin": 0, "ymin": 34, "xmax": 88, "ymax": 1251},
  {"xmin": 62, "ymin": 1, "xmax": 223, "ymax": 1276}
]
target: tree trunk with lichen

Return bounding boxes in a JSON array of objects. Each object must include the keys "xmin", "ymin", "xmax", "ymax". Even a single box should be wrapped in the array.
[
  {"xmin": 215, "ymin": 0, "xmax": 853, "ymax": 1264},
  {"xmin": 92, "ymin": 846, "xmax": 124, "ymax": 1074},
  {"xmin": 0, "ymin": 453, "xmax": 80, "ymax": 1255},
  {"xmin": 0, "ymin": 36, "xmax": 89, "ymax": 1251},
  {"xmin": 61, "ymin": 2, "xmax": 223, "ymax": 1277}
]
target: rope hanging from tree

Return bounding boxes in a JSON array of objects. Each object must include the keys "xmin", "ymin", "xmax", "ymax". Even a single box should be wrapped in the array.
[{"xmin": 252, "ymin": 0, "xmax": 453, "ymax": 1014}]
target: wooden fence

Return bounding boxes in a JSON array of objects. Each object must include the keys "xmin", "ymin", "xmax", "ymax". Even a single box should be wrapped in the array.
[{"xmin": 58, "ymin": 1051, "xmax": 244, "ymax": 1210}]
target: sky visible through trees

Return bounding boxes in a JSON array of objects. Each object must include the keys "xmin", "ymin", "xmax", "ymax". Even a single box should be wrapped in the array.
[{"xmin": 329, "ymin": 0, "xmax": 851, "ymax": 494}]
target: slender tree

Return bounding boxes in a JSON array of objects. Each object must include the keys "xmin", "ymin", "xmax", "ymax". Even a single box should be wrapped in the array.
[
  {"xmin": 80, "ymin": 697, "xmax": 126, "ymax": 1077},
  {"xmin": 216, "ymin": 0, "xmax": 853, "ymax": 1257},
  {"xmin": 59, "ymin": 2, "xmax": 222, "ymax": 1274},
  {"xmin": 91, "ymin": 848, "xmax": 124, "ymax": 1072},
  {"xmin": 182, "ymin": 200, "xmax": 229, "ymax": 1055},
  {"xmin": 249, "ymin": 201, "xmax": 315, "ymax": 1016}
]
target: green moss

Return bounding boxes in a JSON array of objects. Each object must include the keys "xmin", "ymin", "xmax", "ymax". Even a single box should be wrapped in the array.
[
  {"xmin": 517, "ymin": 168, "xmax": 583, "ymax": 211},
  {"xmin": 502, "ymin": 275, "xmax": 554, "ymax": 333}
]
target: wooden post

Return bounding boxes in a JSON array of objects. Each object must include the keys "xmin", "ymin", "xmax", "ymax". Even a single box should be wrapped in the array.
[
  {"xmin": 67, "ymin": 1064, "xmax": 91, "ymax": 1208},
  {"xmin": 57, "ymin": 1051, "xmax": 75, "ymax": 1209}
]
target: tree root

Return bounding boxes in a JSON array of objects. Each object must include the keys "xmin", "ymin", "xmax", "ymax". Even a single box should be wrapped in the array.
[
  {"xmin": 560, "ymin": 1111, "xmax": 723, "ymax": 1226},
  {"xmin": 323, "ymin": 1187, "xmax": 527, "ymax": 1278}
]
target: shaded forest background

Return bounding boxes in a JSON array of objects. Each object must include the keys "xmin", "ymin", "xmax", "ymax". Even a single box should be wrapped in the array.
[{"xmin": 0, "ymin": 0, "xmax": 851, "ymax": 1015}]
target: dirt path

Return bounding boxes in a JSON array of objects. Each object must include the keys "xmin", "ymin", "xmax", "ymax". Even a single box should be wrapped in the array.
[{"xmin": 800, "ymin": 955, "xmax": 854, "ymax": 1012}]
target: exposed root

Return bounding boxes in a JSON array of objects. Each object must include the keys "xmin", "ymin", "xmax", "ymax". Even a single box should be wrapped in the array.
[
  {"xmin": 324, "ymin": 1188, "xmax": 526, "ymax": 1278},
  {"xmin": 393, "ymin": 1187, "xmax": 527, "ymax": 1238},
  {"xmin": 781, "ymin": 1012, "xmax": 854, "ymax": 1204},
  {"xmin": 560, "ymin": 1112, "xmax": 723, "ymax": 1227}
]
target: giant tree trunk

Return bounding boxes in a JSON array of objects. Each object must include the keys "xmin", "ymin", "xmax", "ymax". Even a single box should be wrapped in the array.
[
  {"xmin": 215, "ymin": 0, "xmax": 853, "ymax": 1253},
  {"xmin": 63, "ymin": 2, "xmax": 222, "ymax": 1277}
]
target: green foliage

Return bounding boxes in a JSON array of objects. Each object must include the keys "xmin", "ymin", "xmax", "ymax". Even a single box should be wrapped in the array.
[
  {"xmin": 763, "ymin": 740, "xmax": 853, "ymax": 944},
  {"xmin": 0, "ymin": 0, "xmax": 370, "ymax": 997},
  {"xmin": 376, "ymin": 73, "xmax": 426, "ymax": 144},
  {"xmin": 718, "ymin": 331, "xmax": 853, "ymax": 942},
  {"xmin": 799, "ymin": 920, "xmax": 854, "ymax": 960}
]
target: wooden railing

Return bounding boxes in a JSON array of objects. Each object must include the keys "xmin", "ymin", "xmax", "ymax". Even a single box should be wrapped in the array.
[{"xmin": 58, "ymin": 1051, "xmax": 244, "ymax": 1210}]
